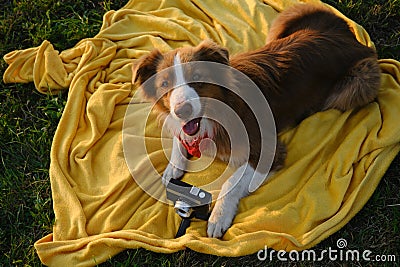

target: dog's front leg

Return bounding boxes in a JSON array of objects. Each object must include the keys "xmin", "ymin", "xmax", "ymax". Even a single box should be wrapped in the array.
[
  {"xmin": 162, "ymin": 136, "xmax": 188, "ymax": 185},
  {"xmin": 207, "ymin": 163, "xmax": 269, "ymax": 238}
]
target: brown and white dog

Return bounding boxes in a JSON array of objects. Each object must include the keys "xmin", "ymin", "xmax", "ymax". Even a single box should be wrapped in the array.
[{"xmin": 132, "ymin": 3, "xmax": 381, "ymax": 238}]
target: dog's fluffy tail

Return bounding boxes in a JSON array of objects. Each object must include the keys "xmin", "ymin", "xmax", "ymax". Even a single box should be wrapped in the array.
[{"xmin": 324, "ymin": 57, "xmax": 381, "ymax": 111}]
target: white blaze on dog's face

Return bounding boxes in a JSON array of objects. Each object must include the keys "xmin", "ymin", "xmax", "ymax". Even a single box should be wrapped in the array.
[
  {"xmin": 162, "ymin": 52, "xmax": 219, "ymax": 146},
  {"xmin": 168, "ymin": 53, "xmax": 205, "ymax": 141},
  {"xmin": 170, "ymin": 53, "xmax": 202, "ymax": 121}
]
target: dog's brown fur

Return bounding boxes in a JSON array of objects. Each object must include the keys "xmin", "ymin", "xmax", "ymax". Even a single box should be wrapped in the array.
[{"xmin": 133, "ymin": 3, "xmax": 381, "ymax": 172}]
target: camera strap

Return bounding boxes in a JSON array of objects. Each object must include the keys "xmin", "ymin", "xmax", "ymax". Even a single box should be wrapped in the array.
[
  {"xmin": 175, "ymin": 218, "xmax": 192, "ymax": 238},
  {"xmin": 175, "ymin": 208, "xmax": 210, "ymax": 238}
]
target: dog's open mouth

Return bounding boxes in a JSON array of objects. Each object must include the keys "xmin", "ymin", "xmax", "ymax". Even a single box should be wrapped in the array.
[{"xmin": 182, "ymin": 118, "xmax": 201, "ymax": 136}]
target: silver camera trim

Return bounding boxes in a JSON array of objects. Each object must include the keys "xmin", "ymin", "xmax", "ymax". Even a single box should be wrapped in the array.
[{"xmin": 174, "ymin": 200, "xmax": 193, "ymax": 218}]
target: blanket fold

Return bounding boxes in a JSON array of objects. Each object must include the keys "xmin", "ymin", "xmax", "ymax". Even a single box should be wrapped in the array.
[{"xmin": 3, "ymin": 0, "xmax": 400, "ymax": 266}]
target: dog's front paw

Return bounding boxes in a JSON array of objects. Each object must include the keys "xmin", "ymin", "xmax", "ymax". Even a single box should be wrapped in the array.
[
  {"xmin": 162, "ymin": 163, "xmax": 185, "ymax": 185},
  {"xmin": 207, "ymin": 197, "xmax": 238, "ymax": 238}
]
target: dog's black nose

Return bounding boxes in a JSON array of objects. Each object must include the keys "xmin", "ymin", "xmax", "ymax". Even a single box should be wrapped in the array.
[{"xmin": 174, "ymin": 102, "xmax": 193, "ymax": 119}]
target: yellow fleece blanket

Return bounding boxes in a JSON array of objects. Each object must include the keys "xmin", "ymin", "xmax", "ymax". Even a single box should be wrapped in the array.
[{"xmin": 3, "ymin": 0, "xmax": 400, "ymax": 265}]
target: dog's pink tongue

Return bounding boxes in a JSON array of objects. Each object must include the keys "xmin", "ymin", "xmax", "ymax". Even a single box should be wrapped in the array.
[{"xmin": 182, "ymin": 118, "xmax": 201, "ymax": 136}]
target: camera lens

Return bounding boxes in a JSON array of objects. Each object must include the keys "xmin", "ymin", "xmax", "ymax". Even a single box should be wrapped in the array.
[{"xmin": 174, "ymin": 201, "xmax": 193, "ymax": 218}]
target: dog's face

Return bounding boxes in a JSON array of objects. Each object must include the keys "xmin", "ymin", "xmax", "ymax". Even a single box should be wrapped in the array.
[{"xmin": 132, "ymin": 40, "xmax": 231, "ymax": 144}]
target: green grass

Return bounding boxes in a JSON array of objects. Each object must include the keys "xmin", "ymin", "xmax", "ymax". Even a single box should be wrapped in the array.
[{"xmin": 1, "ymin": 0, "xmax": 399, "ymax": 266}]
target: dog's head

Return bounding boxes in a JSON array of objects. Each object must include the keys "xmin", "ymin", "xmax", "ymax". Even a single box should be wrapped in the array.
[{"xmin": 132, "ymin": 40, "xmax": 232, "ymax": 145}]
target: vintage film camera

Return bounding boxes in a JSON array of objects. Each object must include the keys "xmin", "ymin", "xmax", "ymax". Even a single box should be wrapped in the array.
[{"xmin": 166, "ymin": 179, "xmax": 212, "ymax": 237}]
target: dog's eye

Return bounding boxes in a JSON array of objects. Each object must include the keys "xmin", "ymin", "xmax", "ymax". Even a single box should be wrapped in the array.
[
  {"xmin": 192, "ymin": 73, "xmax": 201, "ymax": 81},
  {"xmin": 161, "ymin": 80, "xmax": 169, "ymax": 88}
]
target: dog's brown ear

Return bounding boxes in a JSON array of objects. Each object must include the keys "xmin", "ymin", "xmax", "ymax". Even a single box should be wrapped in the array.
[
  {"xmin": 196, "ymin": 39, "xmax": 229, "ymax": 65},
  {"xmin": 132, "ymin": 49, "xmax": 163, "ymax": 98}
]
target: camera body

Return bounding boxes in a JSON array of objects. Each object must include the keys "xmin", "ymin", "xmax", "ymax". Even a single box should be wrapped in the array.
[{"xmin": 166, "ymin": 179, "xmax": 212, "ymax": 220}]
